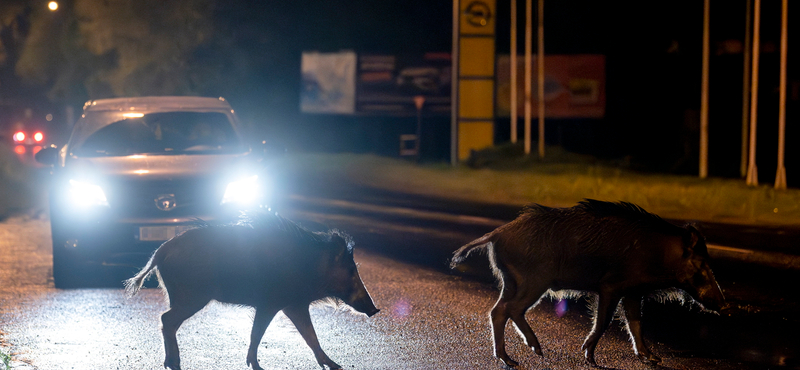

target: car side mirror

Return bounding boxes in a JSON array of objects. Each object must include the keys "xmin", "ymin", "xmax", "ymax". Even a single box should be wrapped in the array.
[{"xmin": 35, "ymin": 146, "xmax": 59, "ymax": 166}]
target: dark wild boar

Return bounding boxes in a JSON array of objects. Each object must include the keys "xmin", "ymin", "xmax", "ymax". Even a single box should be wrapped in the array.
[
  {"xmin": 450, "ymin": 199, "xmax": 725, "ymax": 368},
  {"xmin": 125, "ymin": 212, "xmax": 379, "ymax": 370}
]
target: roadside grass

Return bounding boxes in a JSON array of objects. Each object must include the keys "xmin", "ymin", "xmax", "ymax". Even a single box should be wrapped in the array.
[
  {"xmin": 0, "ymin": 349, "xmax": 9, "ymax": 370},
  {"xmin": 276, "ymin": 149, "xmax": 800, "ymax": 227},
  {"xmin": 0, "ymin": 331, "xmax": 11, "ymax": 370}
]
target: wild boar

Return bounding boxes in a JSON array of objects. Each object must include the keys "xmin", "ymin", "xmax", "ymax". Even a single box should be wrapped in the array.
[
  {"xmin": 126, "ymin": 212, "xmax": 379, "ymax": 370},
  {"xmin": 450, "ymin": 199, "xmax": 725, "ymax": 367}
]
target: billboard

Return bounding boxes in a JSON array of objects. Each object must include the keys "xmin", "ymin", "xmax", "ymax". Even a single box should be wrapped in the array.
[
  {"xmin": 496, "ymin": 54, "xmax": 605, "ymax": 118},
  {"xmin": 356, "ymin": 53, "xmax": 452, "ymax": 116},
  {"xmin": 300, "ymin": 51, "xmax": 357, "ymax": 114}
]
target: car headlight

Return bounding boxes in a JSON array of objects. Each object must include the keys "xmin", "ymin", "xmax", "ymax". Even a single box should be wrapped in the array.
[
  {"xmin": 68, "ymin": 179, "xmax": 109, "ymax": 207},
  {"xmin": 221, "ymin": 175, "xmax": 262, "ymax": 206}
]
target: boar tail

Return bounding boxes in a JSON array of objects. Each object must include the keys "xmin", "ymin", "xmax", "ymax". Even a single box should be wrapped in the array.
[
  {"xmin": 124, "ymin": 253, "xmax": 159, "ymax": 297},
  {"xmin": 450, "ymin": 233, "xmax": 493, "ymax": 269}
]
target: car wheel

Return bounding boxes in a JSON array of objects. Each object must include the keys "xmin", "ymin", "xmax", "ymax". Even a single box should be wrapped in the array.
[
  {"xmin": 51, "ymin": 236, "xmax": 86, "ymax": 289},
  {"xmin": 49, "ymin": 210, "xmax": 88, "ymax": 289}
]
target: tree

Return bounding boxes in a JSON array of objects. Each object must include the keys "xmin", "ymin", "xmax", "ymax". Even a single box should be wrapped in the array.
[
  {"xmin": 14, "ymin": 0, "xmax": 216, "ymax": 105},
  {"xmin": 0, "ymin": 2, "xmax": 32, "ymax": 99}
]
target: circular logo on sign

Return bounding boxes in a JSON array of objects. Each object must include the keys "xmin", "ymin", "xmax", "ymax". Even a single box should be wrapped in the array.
[
  {"xmin": 155, "ymin": 194, "xmax": 177, "ymax": 211},
  {"xmin": 465, "ymin": 1, "xmax": 492, "ymax": 27}
]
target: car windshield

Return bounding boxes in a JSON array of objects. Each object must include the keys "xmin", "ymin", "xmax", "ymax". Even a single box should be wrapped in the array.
[{"xmin": 73, "ymin": 112, "xmax": 243, "ymax": 157}]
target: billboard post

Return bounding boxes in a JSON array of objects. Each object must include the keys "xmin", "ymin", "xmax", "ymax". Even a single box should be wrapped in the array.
[{"xmin": 452, "ymin": 0, "xmax": 497, "ymax": 163}]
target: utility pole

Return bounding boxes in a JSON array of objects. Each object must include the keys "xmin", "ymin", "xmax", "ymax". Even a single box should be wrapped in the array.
[
  {"xmin": 699, "ymin": 0, "xmax": 710, "ymax": 178},
  {"xmin": 451, "ymin": 0, "xmax": 460, "ymax": 165},
  {"xmin": 510, "ymin": 0, "xmax": 518, "ymax": 144},
  {"xmin": 741, "ymin": 0, "xmax": 752, "ymax": 178},
  {"xmin": 775, "ymin": 0, "xmax": 788, "ymax": 190},
  {"xmin": 746, "ymin": 0, "xmax": 761, "ymax": 186},
  {"xmin": 537, "ymin": 0, "xmax": 545, "ymax": 158},
  {"xmin": 524, "ymin": 0, "xmax": 532, "ymax": 154}
]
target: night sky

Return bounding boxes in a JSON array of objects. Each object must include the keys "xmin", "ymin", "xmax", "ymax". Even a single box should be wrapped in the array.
[{"xmin": 2, "ymin": 0, "xmax": 796, "ymax": 182}]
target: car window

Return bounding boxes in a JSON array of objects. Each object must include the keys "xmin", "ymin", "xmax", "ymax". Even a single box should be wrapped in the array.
[{"xmin": 74, "ymin": 112, "xmax": 243, "ymax": 157}]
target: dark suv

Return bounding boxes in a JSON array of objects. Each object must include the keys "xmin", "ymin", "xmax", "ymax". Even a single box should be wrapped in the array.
[{"xmin": 36, "ymin": 96, "xmax": 273, "ymax": 287}]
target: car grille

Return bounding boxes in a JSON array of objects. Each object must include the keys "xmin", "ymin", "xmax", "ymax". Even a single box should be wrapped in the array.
[{"xmin": 104, "ymin": 177, "xmax": 225, "ymax": 217}]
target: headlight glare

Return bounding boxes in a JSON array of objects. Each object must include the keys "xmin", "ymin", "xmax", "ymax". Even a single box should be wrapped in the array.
[
  {"xmin": 68, "ymin": 179, "xmax": 109, "ymax": 207},
  {"xmin": 221, "ymin": 175, "xmax": 261, "ymax": 206}
]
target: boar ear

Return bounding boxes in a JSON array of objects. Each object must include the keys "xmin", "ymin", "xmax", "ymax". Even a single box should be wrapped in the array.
[
  {"xmin": 683, "ymin": 224, "xmax": 707, "ymax": 257},
  {"xmin": 329, "ymin": 231, "xmax": 353, "ymax": 259}
]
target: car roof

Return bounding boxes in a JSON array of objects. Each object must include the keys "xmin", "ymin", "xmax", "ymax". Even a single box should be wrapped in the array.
[{"xmin": 83, "ymin": 96, "xmax": 232, "ymax": 112}]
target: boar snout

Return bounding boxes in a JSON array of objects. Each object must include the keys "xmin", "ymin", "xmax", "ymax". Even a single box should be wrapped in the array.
[
  {"xmin": 366, "ymin": 307, "xmax": 380, "ymax": 317},
  {"xmin": 352, "ymin": 297, "xmax": 380, "ymax": 317},
  {"xmin": 347, "ymin": 290, "xmax": 380, "ymax": 317},
  {"xmin": 695, "ymin": 282, "xmax": 726, "ymax": 313}
]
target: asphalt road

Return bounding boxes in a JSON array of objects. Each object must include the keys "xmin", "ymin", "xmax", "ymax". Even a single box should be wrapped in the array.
[
  {"xmin": 0, "ymin": 162, "xmax": 797, "ymax": 370},
  {"xmin": 0, "ymin": 203, "xmax": 790, "ymax": 370}
]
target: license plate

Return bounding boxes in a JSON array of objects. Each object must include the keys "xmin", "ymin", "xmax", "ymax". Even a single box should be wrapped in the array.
[{"xmin": 139, "ymin": 225, "xmax": 195, "ymax": 241}]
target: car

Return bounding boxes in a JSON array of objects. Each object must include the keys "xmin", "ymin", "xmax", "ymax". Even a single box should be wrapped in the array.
[
  {"xmin": 3, "ymin": 106, "xmax": 57, "ymax": 159},
  {"xmin": 12, "ymin": 128, "xmax": 47, "ymax": 146},
  {"xmin": 35, "ymin": 96, "xmax": 277, "ymax": 288}
]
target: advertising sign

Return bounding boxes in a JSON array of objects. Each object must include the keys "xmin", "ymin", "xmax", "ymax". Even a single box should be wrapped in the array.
[
  {"xmin": 300, "ymin": 51, "xmax": 357, "ymax": 114},
  {"xmin": 356, "ymin": 53, "xmax": 451, "ymax": 116},
  {"xmin": 496, "ymin": 54, "xmax": 605, "ymax": 118}
]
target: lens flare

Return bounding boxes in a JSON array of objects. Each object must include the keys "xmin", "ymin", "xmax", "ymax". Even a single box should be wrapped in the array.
[{"xmin": 555, "ymin": 299, "xmax": 569, "ymax": 318}]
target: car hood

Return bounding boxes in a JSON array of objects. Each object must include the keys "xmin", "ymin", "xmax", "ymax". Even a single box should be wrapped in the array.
[{"xmin": 64, "ymin": 153, "xmax": 255, "ymax": 181}]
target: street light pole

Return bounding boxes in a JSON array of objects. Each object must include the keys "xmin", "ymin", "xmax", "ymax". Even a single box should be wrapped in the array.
[
  {"xmin": 775, "ymin": 0, "xmax": 788, "ymax": 190},
  {"xmin": 699, "ymin": 0, "xmax": 710, "ymax": 178},
  {"xmin": 524, "ymin": 0, "xmax": 532, "ymax": 155},
  {"xmin": 537, "ymin": 0, "xmax": 545, "ymax": 159},
  {"xmin": 741, "ymin": 0, "xmax": 752, "ymax": 178},
  {"xmin": 510, "ymin": 0, "xmax": 518, "ymax": 144},
  {"xmin": 746, "ymin": 0, "xmax": 761, "ymax": 186}
]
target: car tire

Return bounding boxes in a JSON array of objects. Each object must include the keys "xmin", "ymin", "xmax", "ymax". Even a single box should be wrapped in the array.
[
  {"xmin": 51, "ymin": 236, "xmax": 85, "ymax": 289},
  {"xmin": 49, "ymin": 210, "xmax": 87, "ymax": 289}
]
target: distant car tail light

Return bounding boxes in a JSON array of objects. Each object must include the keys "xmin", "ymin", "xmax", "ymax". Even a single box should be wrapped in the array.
[
  {"xmin": 33, "ymin": 131, "xmax": 44, "ymax": 142},
  {"xmin": 13, "ymin": 131, "xmax": 25, "ymax": 142}
]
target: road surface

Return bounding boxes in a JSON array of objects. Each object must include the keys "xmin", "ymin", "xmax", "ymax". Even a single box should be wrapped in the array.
[{"xmin": 0, "ymin": 207, "xmax": 783, "ymax": 370}]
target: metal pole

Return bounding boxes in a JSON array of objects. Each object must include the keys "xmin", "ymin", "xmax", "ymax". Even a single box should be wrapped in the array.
[
  {"xmin": 699, "ymin": 0, "xmax": 710, "ymax": 178},
  {"xmin": 415, "ymin": 96, "xmax": 425, "ymax": 162},
  {"xmin": 524, "ymin": 0, "xmax": 532, "ymax": 154},
  {"xmin": 451, "ymin": 0, "xmax": 460, "ymax": 165},
  {"xmin": 741, "ymin": 0, "xmax": 752, "ymax": 178},
  {"xmin": 510, "ymin": 0, "xmax": 518, "ymax": 144},
  {"xmin": 746, "ymin": 0, "xmax": 761, "ymax": 186},
  {"xmin": 775, "ymin": 0, "xmax": 788, "ymax": 189},
  {"xmin": 537, "ymin": 0, "xmax": 545, "ymax": 158}
]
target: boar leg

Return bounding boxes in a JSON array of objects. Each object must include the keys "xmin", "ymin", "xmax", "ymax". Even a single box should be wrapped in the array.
[
  {"xmin": 246, "ymin": 306, "xmax": 281, "ymax": 370},
  {"xmin": 161, "ymin": 302, "xmax": 207, "ymax": 370},
  {"xmin": 581, "ymin": 291, "xmax": 621, "ymax": 367},
  {"xmin": 283, "ymin": 304, "xmax": 342, "ymax": 370},
  {"xmin": 506, "ymin": 285, "xmax": 546, "ymax": 356},
  {"xmin": 621, "ymin": 296, "xmax": 661, "ymax": 364},
  {"xmin": 490, "ymin": 297, "xmax": 518, "ymax": 368},
  {"xmin": 491, "ymin": 272, "xmax": 548, "ymax": 368}
]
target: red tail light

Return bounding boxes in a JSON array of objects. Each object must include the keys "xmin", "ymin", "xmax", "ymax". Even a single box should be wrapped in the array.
[
  {"xmin": 14, "ymin": 145, "xmax": 25, "ymax": 154},
  {"xmin": 13, "ymin": 131, "xmax": 25, "ymax": 142},
  {"xmin": 33, "ymin": 131, "xmax": 44, "ymax": 142}
]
